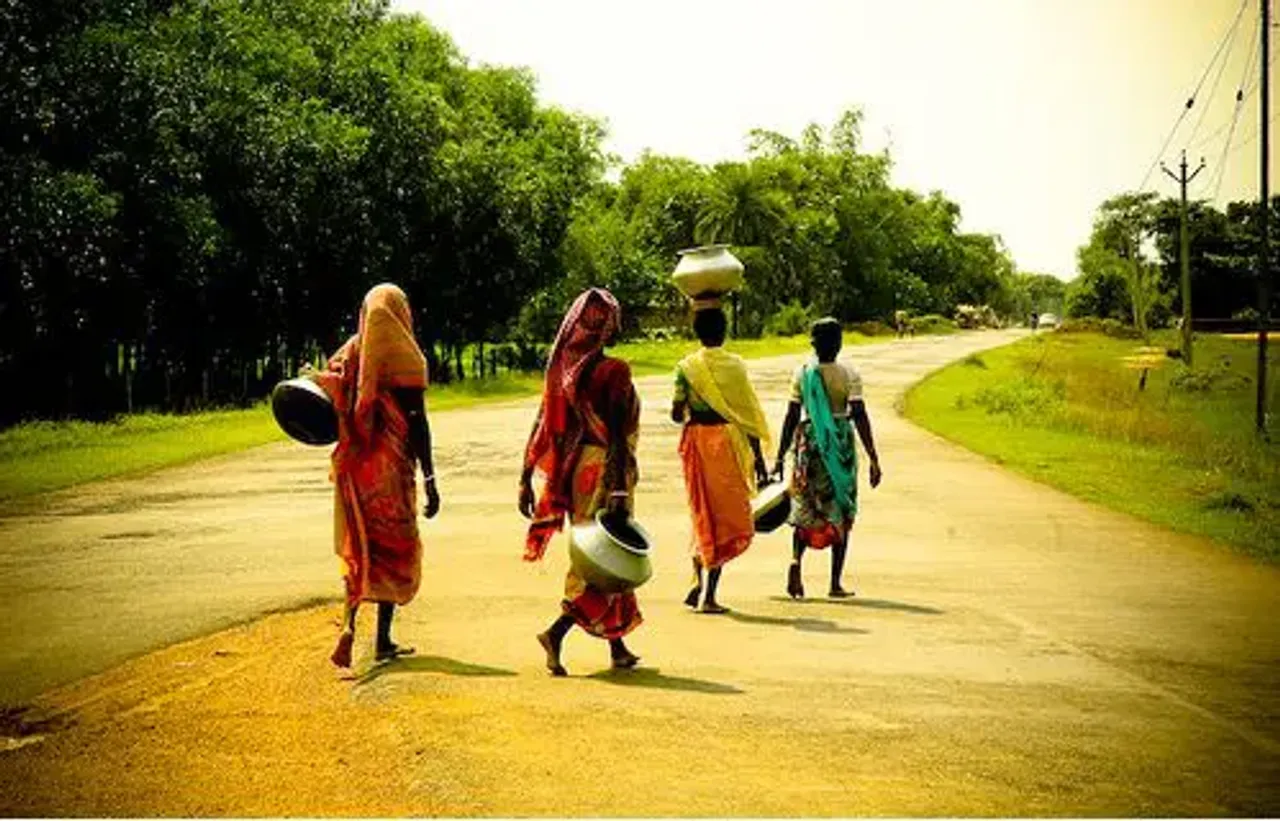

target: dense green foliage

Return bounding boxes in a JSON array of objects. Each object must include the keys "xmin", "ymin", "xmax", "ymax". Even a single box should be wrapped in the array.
[
  {"xmin": 1, "ymin": 0, "xmax": 604, "ymax": 423},
  {"xmin": 905, "ymin": 332, "xmax": 1279, "ymax": 560},
  {"xmin": 533, "ymin": 113, "xmax": 1028, "ymax": 340},
  {"xmin": 2, "ymin": 0, "xmax": 1027, "ymax": 425},
  {"xmin": 1067, "ymin": 192, "xmax": 1279, "ymax": 326}
]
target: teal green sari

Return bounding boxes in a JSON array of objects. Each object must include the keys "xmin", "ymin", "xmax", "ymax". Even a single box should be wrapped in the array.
[{"xmin": 798, "ymin": 362, "xmax": 857, "ymax": 521}]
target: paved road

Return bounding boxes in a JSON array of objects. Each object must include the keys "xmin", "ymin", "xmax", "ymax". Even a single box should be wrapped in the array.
[{"xmin": 1, "ymin": 330, "xmax": 1277, "ymax": 816}]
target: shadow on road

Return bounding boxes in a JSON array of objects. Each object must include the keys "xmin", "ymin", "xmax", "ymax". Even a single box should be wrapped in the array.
[
  {"xmin": 767, "ymin": 596, "xmax": 944, "ymax": 615},
  {"xmin": 355, "ymin": 655, "xmax": 517, "ymax": 685},
  {"xmin": 726, "ymin": 610, "xmax": 869, "ymax": 634},
  {"xmin": 586, "ymin": 668, "xmax": 742, "ymax": 695}
]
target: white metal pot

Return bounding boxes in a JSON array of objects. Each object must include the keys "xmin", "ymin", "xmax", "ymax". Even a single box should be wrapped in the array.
[
  {"xmin": 672, "ymin": 244, "xmax": 744, "ymax": 299},
  {"xmin": 568, "ymin": 512, "xmax": 654, "ymax": 594}
]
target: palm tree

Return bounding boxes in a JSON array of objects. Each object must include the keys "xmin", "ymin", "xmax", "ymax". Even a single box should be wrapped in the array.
[{"xmin": 694, "ymin": 163, "xmax": 788, "ymax": 247}]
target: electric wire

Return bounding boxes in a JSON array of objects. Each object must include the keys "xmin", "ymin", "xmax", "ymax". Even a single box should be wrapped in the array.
[{"xmin": 1138, "ymin": 0, "xmax": 1250, "ymax": 191}]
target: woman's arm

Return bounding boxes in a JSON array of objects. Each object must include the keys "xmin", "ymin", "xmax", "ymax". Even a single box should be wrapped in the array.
[
  {"xmin": 773, "ymin": 402, "xmax": 802, "ymax": 477},
  {"xmin": 670, "ymin": 365, "xmax": 688, "ymax": 424},
  {"xmin": 393, "ymin": 388, "xmax": 441, "ymax": 517},
  {"xmin": 850, "ymin": 399, "xmax": 882, "ymax": 488},
  {"xmin": 518, "ymin": 404, "xmax": 543, "ymax": 519},
  {"xmin": 749, "ymin": 435, "xmax": 768, "ymax": 484}
]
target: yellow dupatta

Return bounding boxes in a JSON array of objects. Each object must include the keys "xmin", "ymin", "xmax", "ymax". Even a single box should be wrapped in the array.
[{"xmin": 677, "ymin": 347, "xmax": 771, "ymax": 492}]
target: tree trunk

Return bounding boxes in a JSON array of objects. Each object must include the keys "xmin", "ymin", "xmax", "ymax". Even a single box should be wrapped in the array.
[{"xmin": 124, "ymin": 345, "xmax": 134, "ymax": 415}]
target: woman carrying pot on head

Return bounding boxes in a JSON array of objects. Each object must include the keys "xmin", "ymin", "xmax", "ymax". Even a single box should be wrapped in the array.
[
  {"xmin": 671, "ymin": 305, "xmax": 771, "ymax": 614},
  {"xmin": 310, "ymin": 283, "xmax": 442, "ymax": 668},
  {"xmin": 519, "ymin": 288, "xmax": 643, "ymax": 676},
  {"xmin": 774, "ymin": 317, "xmax": 881, "ymax": 599}
]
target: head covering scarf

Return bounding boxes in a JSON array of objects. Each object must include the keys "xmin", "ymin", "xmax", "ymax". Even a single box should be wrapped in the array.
[
  {"xmin": 522, "ymin": 288, "xmax": 622, "ymax": 560},
  {"xmin": 314, "ymin": 283, "xmax": 428, "ymax": 470}
]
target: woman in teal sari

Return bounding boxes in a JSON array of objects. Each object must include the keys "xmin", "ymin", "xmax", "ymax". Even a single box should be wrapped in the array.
[{"xmin": 773, "ymin": 318, "xmax": 882, "ymax": 598}]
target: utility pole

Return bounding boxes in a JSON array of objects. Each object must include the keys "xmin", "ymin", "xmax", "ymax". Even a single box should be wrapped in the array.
[
  {"xmin": 1257, "ymin": 0, "xmax": 1271, "ymax": 435},
  {"xmin": 1162, "ymin": 150, "xmax": 1205, "ymax": 366}
]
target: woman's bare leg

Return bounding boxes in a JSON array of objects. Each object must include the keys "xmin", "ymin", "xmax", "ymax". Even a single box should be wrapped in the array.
[
  {"xmin": 701, "ymin": 567, "xmax": 728, "ymax": 613},
  {"xmin": 330, "ymin": 602, "xmax": 358, "ymax": 668},
  {"xmin": 537, "ymin": 614, "xmax": 574, "ymax": 676},
  {"xmin": 829, "ymin": 533, "xmax": 853, "ymax": 597},
  {"xmin": 787, "ymin": 532, "xmax": 806, "ymax": 599},
  {"xmin": 375, "ymin": 602, "xmax": 416, "ymax": 660},
  {"xmin": 610, "ymin": 637, "xmax": 640, "ymax": 668},
  {"xmin": 684, "ymin": 557, "xmax": 704, "ymax": 608}
]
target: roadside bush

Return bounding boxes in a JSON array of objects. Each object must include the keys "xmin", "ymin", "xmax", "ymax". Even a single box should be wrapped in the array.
[
  {"xmin": 1057, "ymin": 317, "xmax": 1141, "ymax": 339},
  {"xmin": 1170, "ymin": 358, "xmax": 1252, "ymax": 394},
  {"xmin": 911, "ymin": 314, "xmax": 958, "ymax": 335},
  {"xmin": 969, "ymin": 378, "xmax": 1064, "ymax": 418},
  {"xmin": 765, "ymin": 301, "xmax": 815, "ymax": 337},
  {"xmin": 851, "ymin": 320, "xmax": 894, "ymax": 337}
]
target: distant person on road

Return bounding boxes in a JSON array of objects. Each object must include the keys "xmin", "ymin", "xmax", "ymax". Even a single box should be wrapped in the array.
[
  {"xmin": 671, "ymin": 305, "xmax": 771, "ymax": 614},
  {"xmin": 774, "ymin": 318, "xmax": 882, "ymax": 599},
  {"xmin": 894, "ymin": 310, "xmax": 911, "ymax": 338},
  {"xmin": 519, "ymin": 288, "xmax": 643, "ymax": 676},
  {"xmin": 312, "ymin": 283, "xmax": 441, "ymax": 668}
]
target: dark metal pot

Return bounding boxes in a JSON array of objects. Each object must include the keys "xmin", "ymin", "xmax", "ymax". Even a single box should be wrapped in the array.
[
  {"xmin": 271, "ymin": 377, "xmax": 338, "ymax": 446},
  {"xmin": 752, "ymin": 481, "xmax": 792, "ymax": 534}
]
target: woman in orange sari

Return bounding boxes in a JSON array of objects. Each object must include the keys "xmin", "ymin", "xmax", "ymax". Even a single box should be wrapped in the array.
[
  {"xmin": 519, "ymin": 288, "xmax": 642, "ymax": 676},
  {"xmin": 671, "ymin": 306, "xmax": 770, "ymax": 613},
  {"xmin": 311, "ymin": 283, "xmax": 441, "ymax": 668}
]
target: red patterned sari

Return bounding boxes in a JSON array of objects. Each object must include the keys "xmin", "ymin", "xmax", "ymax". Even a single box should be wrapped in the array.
[{"xmin": 523, "ymin": 289, "xmax": 643, "ymax": 640}]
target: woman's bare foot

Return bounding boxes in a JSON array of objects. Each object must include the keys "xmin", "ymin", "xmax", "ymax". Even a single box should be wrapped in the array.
[
  {"xmin": 375, "ymin": 642, "xmax": 416, "ymax": 662},
  {"xmin": 610, "ymin": 641, "xmax": 640, "ymax": 669},
  {"xmin": 537, "ymin": 631, "xmax": 567, "ymax": 676},
  {"xmin": 828, "ymin": 586, "xmax": 854, "ymax": 598},
  {"xmin": 699, "ymin": 601, "xmax": 729, "ymax": 615},
  {"xmin": 683, "ymin": 585, "xmax": 702, "ymax": 609},
  {"xmin": 786, "ymin": 564, "xmax": 805, "ymax": 599},
  {"xmin": 330, "ymin": 631, "xmax": 354, "ymax": 668}
]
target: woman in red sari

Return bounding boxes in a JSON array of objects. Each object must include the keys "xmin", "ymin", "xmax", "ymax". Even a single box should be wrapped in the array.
[
  {"xmin": 311, "ymin": 283, "xmax": 441, "ymax": 668},
  {"xmin": 519, "ymin": 288, "xmax": 642, "ymax": 676}
]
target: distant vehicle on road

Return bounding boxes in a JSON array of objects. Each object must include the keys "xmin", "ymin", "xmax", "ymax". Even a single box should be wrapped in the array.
[{"xmin": 1038, "ymin": 313, "xmax": 1059, "ymax": 329}]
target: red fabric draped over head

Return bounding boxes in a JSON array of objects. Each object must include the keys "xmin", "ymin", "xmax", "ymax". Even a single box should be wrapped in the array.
[{"xmin": 522, "ymin": 287, "xmax": 621, "ymax": 560}]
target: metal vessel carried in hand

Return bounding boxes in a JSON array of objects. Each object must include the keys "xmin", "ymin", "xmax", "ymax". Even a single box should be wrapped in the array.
[
  {"xmin": 751, "ymin": 480, "xmax": 792, "ymax": 533},
  {"xmin": 271, "ymin": 376, "xmax": 338, "ymax": 446},
  {"xmin": 672, "ymin": 244, "xmax": 744, "ymax": 300},
  {"xmin": 568, "ymin": 512, "xmax": 654, "ymax": 593}
]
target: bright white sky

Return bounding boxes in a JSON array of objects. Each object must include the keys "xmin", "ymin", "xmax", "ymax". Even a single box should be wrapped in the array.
[{"xmin": 395, "ymin": 0, "xmax": 1274, "ymax": 280}]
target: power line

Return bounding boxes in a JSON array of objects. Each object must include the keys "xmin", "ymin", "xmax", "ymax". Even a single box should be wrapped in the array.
[
  {"xmin": 1192, "ymin": 10, "xmax": 1264, "ymax": 153},
  {"xmin": 1202, "ymin": 8, "xmax": 1265, "ymax": 199},
  {"xmin": 1225, "ymin": 109, "xmax": 1280, "ymax": 158},
  {"xmin": 1190, "ymin": 2, "xmax": 1250, "ymax": 144},
  {"xmin": 1138, "ymin": 0, "xmax": 1251, "ymax": 190}
]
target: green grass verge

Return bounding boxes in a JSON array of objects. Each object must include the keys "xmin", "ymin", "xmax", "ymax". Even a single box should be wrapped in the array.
[
  {"xmin": 0, "ymin": 406, "xmax": 285, "ymax": 502},
  {"xmin": 903, "ymin": 331, "xmax": 1280, "ymax": 561},
  {"xmin": 0, "ymin": 331, "xmax": 886, "ymax": 502}
]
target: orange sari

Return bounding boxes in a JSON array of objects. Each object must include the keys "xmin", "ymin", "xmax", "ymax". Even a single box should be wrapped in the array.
[
  {"xmin": 675, "ymin": 348, "xmax": 770, "ymax": 570},
  {"xmin": 311, "ymin": 284, "xmax": 427, "ymax": 608}
]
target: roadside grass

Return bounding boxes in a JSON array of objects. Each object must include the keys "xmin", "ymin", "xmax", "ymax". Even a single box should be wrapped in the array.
[
  {"xmin": 613, "ymin": 329, "xmax": 875, "ymax": 377},
  {"xmin": 904, "ymin": 331, "xmax": 1280, "ymax": 561},
  {"xmin": 0, "ymin": 330, "xmax": 886, "ymax": 502},
  {"xmin": 0, "ymin": 406, "xmax": 284, "ymax": 502}
]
